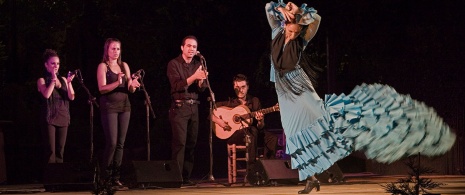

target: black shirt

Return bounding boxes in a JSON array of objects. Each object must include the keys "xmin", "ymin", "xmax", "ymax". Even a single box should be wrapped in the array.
[{"xmin": 167, "ymin": 55, "xmax": 207, "ymax": 100}]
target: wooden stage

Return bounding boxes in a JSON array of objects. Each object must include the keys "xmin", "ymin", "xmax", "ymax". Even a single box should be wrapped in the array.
[{"xmin": 1, "ymin": 174, "xmax": 465, "ymax": 195}]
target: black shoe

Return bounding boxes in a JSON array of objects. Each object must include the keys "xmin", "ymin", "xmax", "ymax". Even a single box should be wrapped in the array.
[
  {"xmin": 182, "ymin": 180, "xmax": 196, "ymax": 186},
  {"xmin": 95, "ymin": 178, "xmax": 116, "ymax": 195},
  {"xmin": 298, "ymin": 179, "xmax": 320, "ymax": 194},
  {"xmin": 112, "ymin": 180, "xmax": 128, "ymax": 191}
]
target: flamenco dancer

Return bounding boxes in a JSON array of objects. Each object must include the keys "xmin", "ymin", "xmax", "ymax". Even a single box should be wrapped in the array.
[{"xmin": 265, "ymin": 1, "xmax": 456, "ymax": 193}]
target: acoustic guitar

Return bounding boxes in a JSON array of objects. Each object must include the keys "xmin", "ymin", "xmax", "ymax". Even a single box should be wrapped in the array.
[{"xmin": 213, "ymin": 104, "xmax": 279, "ymax": 139}]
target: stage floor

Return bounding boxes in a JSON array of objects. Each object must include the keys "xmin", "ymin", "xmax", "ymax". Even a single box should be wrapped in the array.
[{"xmin": 1, "ymin": 174, "xmax": 465, "ymax": 195}]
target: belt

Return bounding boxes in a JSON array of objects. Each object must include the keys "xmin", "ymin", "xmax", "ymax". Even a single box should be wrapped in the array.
[{"xmin": 174, "ymin": 99, "xmax": 200, "ymax": 104}]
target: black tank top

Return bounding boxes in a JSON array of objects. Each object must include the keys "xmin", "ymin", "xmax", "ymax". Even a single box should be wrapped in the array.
[{"xmin": 99, "ymin": 64, "xmax": 131, "ymax": 113}]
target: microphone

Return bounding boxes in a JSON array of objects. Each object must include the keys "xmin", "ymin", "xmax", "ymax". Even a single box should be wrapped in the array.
[
  {"xmin": 67, "ymin": 69, "xmax": 79, "ymax": 77},
  {"xmin": 131, "ymin": 69, "xmax": 143, "ymax": 79},
  {"xmin": 196, "ymin": 51, "xmax": 207, "ymax": 71},
  {"xmin": 196, "ymin": 51, "xmax": 205, "ymax": 59}
]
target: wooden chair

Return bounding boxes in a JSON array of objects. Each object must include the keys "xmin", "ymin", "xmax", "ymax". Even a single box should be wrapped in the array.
[{"xmin": 227, "ymin": 135, "xmax": 251, "ymax": 184}]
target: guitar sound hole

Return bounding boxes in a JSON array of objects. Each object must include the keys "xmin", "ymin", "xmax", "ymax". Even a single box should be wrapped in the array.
[{"xmin": 233, "ymin": 115, "xmax": 240, "ymax": 123}]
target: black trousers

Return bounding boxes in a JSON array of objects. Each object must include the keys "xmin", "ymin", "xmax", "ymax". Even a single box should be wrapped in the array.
[
  {"xmin": 262, "ymin": 130, "xmax": 278, "ymax": 159},
  {"xmin": 169, "ymin": 103, "xmax": 199, "ymax": 181},
  {"xmin": 228, "ymin": 128, "xmax": 278, "ymax": 164},
  {"xmin": 42, "ymin": 124, "xmax": 68, "ymax": 164},
  {"xmin": 100, "ymin": 111, "xmax": 130, "ymax": 180},
  {"xmin": 228, "ymin": 127, "xmax": 257, "ymax": 165}
]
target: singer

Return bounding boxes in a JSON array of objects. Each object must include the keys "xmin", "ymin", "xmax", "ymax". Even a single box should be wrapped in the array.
[
  {"xmin": 36, "ymin": 49, "xmax": 75, "ymax": 168},
  {"xmin": 167, "ymin": 35, "xmax": 207, "ymax": 186},
  {"xmin": 96, "ymin": 38, "xmax": 140, "ymax": 190}
]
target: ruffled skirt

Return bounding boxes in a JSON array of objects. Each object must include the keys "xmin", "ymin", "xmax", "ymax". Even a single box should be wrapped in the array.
[{"xmin": 274, "ymin": 67, "xmax": 456, "ymax": 181}]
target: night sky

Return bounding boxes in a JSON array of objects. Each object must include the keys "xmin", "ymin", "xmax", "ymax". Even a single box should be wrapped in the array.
[{"xmin": 0, "ymin": 0, "xmax": 464, "ymax": 183}]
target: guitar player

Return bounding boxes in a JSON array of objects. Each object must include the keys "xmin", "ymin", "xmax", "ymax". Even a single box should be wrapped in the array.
[{"xmin": 211, "ymin": 74, "xmax": 278, "ymax": 173}]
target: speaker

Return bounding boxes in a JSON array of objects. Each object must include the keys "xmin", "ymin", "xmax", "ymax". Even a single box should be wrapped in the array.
[
  {"xmin": 315, "ymin": 163, "xmax": 345, "ymax": 183},
  {"xmin": 248, "ymin": 159, "xmax": 299, "ymax": 186},
  {"xmin": 43, "ymin": 162, "xmax": 96, "ymax": 192},
  {"xmin": 131, "ymin": 160, "xmax": 182, "ymax": 188}
]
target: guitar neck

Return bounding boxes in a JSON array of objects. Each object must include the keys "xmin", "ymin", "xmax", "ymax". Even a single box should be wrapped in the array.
[{"xmin": 247, "ymin": 106, "xmax": 278, "ymax": 118}]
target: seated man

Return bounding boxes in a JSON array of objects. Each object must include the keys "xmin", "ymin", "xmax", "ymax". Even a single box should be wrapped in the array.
[{"xmin": 211, "ymin": 74, "xmax": 278, "ymax": 172}]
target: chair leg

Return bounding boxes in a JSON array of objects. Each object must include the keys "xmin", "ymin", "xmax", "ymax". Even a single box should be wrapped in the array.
[
  {"xmin": 232, "ymin": 144, "xmax": 237, "ymax": 183},
  {"xmin": 244, "ymin": 137, "xmax": 250, "ymax": 184},
  {"xmin": 227, "ymin": 145, "xmax": 232, "ymax": 184}
]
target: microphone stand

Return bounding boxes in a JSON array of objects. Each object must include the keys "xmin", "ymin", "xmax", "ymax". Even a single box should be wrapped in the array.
[
  {"xmin": 75, "ymin": 70, "xmax": 99, "ymax": 163},
  {"xmin": 134, "ymin": 71, "xmax": 156, "ymax": 161},
  {"xmin": 196, "ymin": 56, "xmax": 227, "ymax": 186},
  {"xmin": 74, "ymin": 70, "xmax": 100, "ymax": 187},
  {"xmin": 199, "ymin": 56, "xmax": 216, "ymax": 108}
]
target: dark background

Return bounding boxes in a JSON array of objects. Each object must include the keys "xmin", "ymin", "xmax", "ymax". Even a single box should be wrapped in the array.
[{"xmin": 0, "ymin": 0, "xmax": 464, "ymax": 184}]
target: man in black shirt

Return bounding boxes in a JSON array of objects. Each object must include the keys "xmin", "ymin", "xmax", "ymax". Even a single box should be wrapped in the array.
[
  {"xmin": 212, "ymin": 74, "xmax": 278, "ymax": 173},
  {"xmin": 167, "ymin": 35, "xmax": 207, "ymax": 186}
]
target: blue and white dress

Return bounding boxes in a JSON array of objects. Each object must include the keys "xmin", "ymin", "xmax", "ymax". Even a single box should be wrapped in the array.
[{"xmin": 266, "ymin": 1, "xmax": 456, "ymax": 181}]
